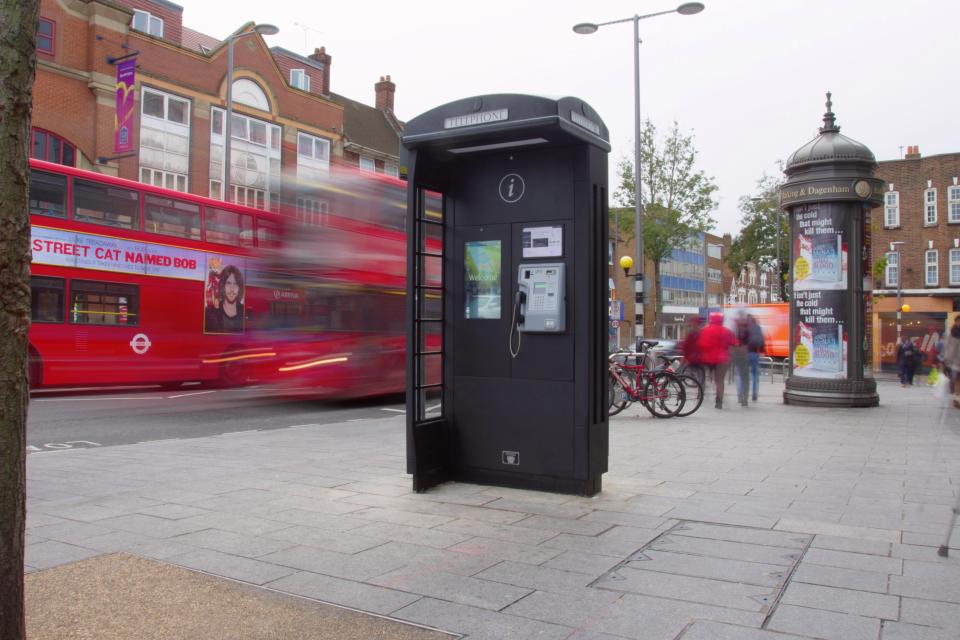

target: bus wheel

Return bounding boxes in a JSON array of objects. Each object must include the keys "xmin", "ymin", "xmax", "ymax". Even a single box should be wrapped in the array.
[{"xmin": 28, "ymin": 347, "xmax": 42, "ymax": 388}]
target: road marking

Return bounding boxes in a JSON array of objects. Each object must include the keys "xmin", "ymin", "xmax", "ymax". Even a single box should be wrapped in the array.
[
  {"xmin": 347, "ymin": 418, "xmax": 368, "ymax": 422},
  {"xmin": 27, "ymin": 440, "xmax": 101, "ymax": 453},
  {"xmin": 167, "ymin": 390, "xmax": 218, "ymax": 399},
  {"xmin": 287, "ymin": 424, "xmax": 322, "ymax": 429}
]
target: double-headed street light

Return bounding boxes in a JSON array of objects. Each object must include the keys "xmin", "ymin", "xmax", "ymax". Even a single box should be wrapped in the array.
[
  {"xmin": 573, "ymin": 3, "xmax": 704, "ymax": 340},
  {"xmin": 224, "ymin": 23, "xmax": 279, "ymax": 203}
]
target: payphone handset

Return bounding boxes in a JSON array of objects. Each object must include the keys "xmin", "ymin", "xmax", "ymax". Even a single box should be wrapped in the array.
[{"xmin": 509, "ymin": 263, "xmax": 565, "ymax": 358}]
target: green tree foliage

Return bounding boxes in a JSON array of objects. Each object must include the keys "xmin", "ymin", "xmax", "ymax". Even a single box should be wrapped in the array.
[
  {"xmin": 726, "ymin": 171, "xmax": 790, "ymax": 298},
  {"xmin": 611, "ymin": 120, "xmax": 718, "ymax": 334}
]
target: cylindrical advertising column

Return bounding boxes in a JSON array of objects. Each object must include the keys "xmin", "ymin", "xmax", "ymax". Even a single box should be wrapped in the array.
[{"xmin": 781, "ymin": 95, "xmax": 882, "ymax": 407}]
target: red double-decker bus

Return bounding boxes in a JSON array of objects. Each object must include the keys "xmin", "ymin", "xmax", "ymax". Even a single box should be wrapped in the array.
[
  {"xmin": 27, "ymin": 159, "xmax": 282, "ymax": 389},
  {"xmin": 27, "ymin": 159, "xmax": 434, "ymax": 398}
]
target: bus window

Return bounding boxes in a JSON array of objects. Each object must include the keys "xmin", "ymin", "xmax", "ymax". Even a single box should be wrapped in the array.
[
  {"xmin": 144, "ymin": 194, "xmax": 201, "ymax": 240},
  {"xmin": 206, "ymin": 207, "xmax": 254, "ymax": 247},
  {"xmin": 74, "ymin": 179, "xmax": 140, "ymax": 230},
  {"xmin": 69, "ymin": 280, "xmax": 139, "ymax": 326},
  {"xmin": 257, "ymin": 218, "xmax": 280, "ymax": 248},
  {"xmin": 31, "ymin": 276, "xmax": 65, "ymax": 323},
  {"xmin": 29, "ymin": 170, "xmax": 67, "ymax": 219}
]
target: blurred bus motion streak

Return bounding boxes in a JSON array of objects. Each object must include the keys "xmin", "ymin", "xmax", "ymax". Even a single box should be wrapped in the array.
[{"xmin": 250, "ymin": 168, "xmax": 441, "ymax": 398}]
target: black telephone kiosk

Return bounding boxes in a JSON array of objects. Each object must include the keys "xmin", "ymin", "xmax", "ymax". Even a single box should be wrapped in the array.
[{"xmin": 403, "ymin": 94, "xmax": 610, "ymax": 496}]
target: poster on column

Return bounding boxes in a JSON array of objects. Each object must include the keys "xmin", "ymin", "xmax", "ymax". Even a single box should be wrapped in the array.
[
  {"xmin": 793, "ymin": 289, "xmax": 848, "ymax": 378},
  {"xmin": 792, "ymin": 205, "xmax": 847, "ymax": 291}
]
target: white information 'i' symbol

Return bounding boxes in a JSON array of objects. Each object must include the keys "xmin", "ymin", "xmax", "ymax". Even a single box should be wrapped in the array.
[{"xmin": 499, "ymin": 173, "xmax": 525, "ymax": 204}]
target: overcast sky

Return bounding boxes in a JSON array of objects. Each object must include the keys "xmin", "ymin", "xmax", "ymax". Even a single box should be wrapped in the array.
[{"xmin": 181, "ymin": 0, "xmax": 959, "ymax": 235}]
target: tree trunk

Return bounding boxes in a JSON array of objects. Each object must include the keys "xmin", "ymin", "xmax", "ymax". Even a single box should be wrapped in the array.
[{"xmin": 0, "ymin": 1, "xmax": 39, "ymax": 638}]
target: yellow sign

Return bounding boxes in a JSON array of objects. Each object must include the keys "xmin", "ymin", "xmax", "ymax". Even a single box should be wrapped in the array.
[
  {"xmin": 794, "ymin": 256, "xmax": 810, "ymax": 281},
  {"xmin": 795, "ymin": 343, "xmax": 811, "ymax": 368}
]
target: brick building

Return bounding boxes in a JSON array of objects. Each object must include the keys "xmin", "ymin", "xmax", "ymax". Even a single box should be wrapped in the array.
[
  {"xmin": 870, "ymin": 147, "xmax": 960, "ymax": 371},
  {"xmin": 726, "ymin": 262, "xmax": 779, "ymax": 306},
  {"xmin": 32, "ymin": 0, "xmax": 402, "ymax": 213}
]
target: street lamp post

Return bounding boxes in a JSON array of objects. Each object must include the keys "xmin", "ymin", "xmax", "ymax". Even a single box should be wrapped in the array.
[
  {"xmin": 573, "ymin": 3, "xmax": 704, "ymax": 341},
  {"xmin": 223, "ymin": 24, "xmax": 279, "ymax": 203},
  {"xmin": 890, "ymin": 241, "xmax": 905, "ymax": 347},
  {"xmin": 776, "ymin": 189, "xmax": 783, "ymax": 301}
]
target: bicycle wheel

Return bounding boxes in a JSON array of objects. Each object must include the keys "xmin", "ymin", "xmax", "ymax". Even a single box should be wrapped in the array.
[
  {"xmin": 641, "ymin": 371, "xmax": 686, "ymax": 418},
  {"xmin": 680, "ymin": 362, "xmax": 706, "ymax": 386},
  {"xmin": 674, "ymin": 374, "xmax": 704, "ymax": 417},
  {"xmin": 608, "ymin": 371, "xmax": 634, "ymax": 416}
]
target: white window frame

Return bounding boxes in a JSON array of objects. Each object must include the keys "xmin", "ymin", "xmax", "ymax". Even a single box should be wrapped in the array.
[
  {"xmin": 949, "ymin": 186, "xmax": 960, "ymax": 224},
  {"xmin": 926, "ymin": 249, "xmax": 939, "ymax": 286},
  {"xmin": 925, "ymin": 188, "xmax": 937, "ymax": 225},
  {"xmin": 296, "ymin": 198, "xmax": 329, "ymax": 226},
  {"xmin": 384, "ymin": 163, "xmax": 399, "ymax": 178},
  {"xmin": 222, "ymin": 111, "xmax": 280, "ymax": 148},
  {"xmin": 209, "ymin": 107, "xmax": 281, "ymax": 211},
  {"xmin": 885, "ymin": 191, "xmax": 899, "ymax": 227},
  {"xmin": 359, "ymin": 156, "xmax": 375, "ymax": 172},
  {"xmin": 885, "ymin": 251, "xmax": 899, "ymax": 288},
  {"xmin": 950, "ymin": 248, "xmax": 960, "ymax": 286},
  {"xmin": 297, "ymin": 132, "xmax": 330, "ymax": 164},
  {"xmin": 141, "ymin": 88, "xmax": 190, "ymax": 127},
  {"xmin": 290, "ymin": 69, "xmax": 310, "ymax": 92},
  {"xmin": 132, "ymin": 10, "xmax": 163, "ymax": 38},
  {"xmin": 140, "ymin": 167, "xmax": 187, "ymax": 193},
  {"xmin": 232, "ymin": 185, "xmax": 266, "ymax": 210}
]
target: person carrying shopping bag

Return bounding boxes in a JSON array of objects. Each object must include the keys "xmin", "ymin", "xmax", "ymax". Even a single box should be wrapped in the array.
[{"xmin": 941, "ymin": 316, "xmax": 960, "ymax": 407}]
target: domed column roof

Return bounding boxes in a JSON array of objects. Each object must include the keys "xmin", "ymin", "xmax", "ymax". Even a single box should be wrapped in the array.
[
  {"xmin": 780, "ymin": 93, "xmax": 883, "ymax": 208},
  {"xmin": 785, "ymin": 93, "xmax": 877, "ymax": 174}
]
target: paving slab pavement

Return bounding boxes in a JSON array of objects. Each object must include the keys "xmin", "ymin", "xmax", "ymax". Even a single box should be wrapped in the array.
[
  {"xmin": 25, "ymin": 379, "xmax": 960, "ymax": 639},
  {"xmin": 26, "ymin": 553, "xmax": 455, "ymax": 640}
]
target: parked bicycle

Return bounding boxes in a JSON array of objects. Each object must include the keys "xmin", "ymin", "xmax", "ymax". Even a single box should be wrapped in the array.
[{"xmin": 608, "ymin": 341, "xmax": 688, "ymax": 418}]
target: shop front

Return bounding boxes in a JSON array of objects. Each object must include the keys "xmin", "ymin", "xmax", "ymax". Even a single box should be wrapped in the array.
[{"xmin": 872, "ymin": 296, "xmax": 955, "ymax": 373}]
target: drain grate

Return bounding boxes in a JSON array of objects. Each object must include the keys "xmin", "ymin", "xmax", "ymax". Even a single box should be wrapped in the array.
[{"xmin": 591, "ymin": 521, "xmax": 812, "ymax": 616}]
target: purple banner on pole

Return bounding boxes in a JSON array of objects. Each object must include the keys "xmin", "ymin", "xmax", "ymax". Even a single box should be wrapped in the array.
[{"xmin": 114, "ymin": 58, "xmax": 137, "ymax": 154}]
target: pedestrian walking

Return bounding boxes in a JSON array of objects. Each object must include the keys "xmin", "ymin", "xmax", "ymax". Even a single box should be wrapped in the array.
[
  {"xmin": 732, "ymin": 316, "xmax": 750, "ymax": 406},
  {"xmin": 746, "ymin": 315, "xmax": 765, "ymax": 402},
  {"xmin": 941, "ymin": 316, "xmax": 960, "ymax": 406},
  {"xmin": 896, "ymin": 337, "xmax": 919, "ymax": 386},
  {"xmin": 697, "ymin": 312, "xmax": 738, "ymax": 409},
  {"xmin": 681, "ymin": 316, "xmax": 705, "ymax": 382}
]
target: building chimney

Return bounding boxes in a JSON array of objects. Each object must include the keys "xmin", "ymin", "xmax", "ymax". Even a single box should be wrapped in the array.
[
  {"xmin": 308, "ymin": 46, "xmax": 331, "ymax": 96},
  {"xmin": 905, "ymin": 145, "xmax": 921, "ymax": 160},
  {"xmin": 375, "ymin": 75, "xmax": 395, "ymax": 113}
]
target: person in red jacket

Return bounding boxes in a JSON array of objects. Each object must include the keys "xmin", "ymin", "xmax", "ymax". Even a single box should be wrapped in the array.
[{"xmin": 697, "ymin": 312, "xmax": 739, "ymax": 409}]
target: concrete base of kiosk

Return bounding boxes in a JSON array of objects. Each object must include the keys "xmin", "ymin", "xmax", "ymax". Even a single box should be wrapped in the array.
[{"xmin": 783, "ymin": 377, "xmax": 879, "ymax": 407}]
